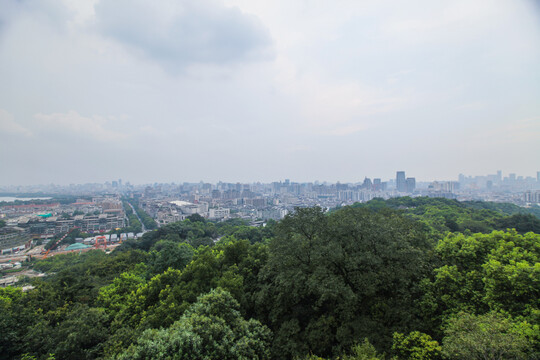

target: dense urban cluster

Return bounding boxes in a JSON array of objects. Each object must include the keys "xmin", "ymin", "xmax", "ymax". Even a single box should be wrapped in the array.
[
  {"xmin": 0, "ymin": 172, "xmax": 539, "ymax": 359},
  {"xmin": 1, "ymin": 171, "xmax": 539, "ymax": 255}
]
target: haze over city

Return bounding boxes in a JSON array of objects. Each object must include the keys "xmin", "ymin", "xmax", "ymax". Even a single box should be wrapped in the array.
[{"xmin": 1, "ymin": 0, "xmax": 539, "ymax": 185}]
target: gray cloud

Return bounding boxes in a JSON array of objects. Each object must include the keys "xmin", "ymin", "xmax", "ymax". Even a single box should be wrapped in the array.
[
  {"xmin": 0, "ymin": 0, "xmax": 71, "ymax": 36},
  {"xmin": 94, "ymin": 0, "xmax": 273, "ymax": 70},
  {"xmin": 0, "ymin": 0, "xmax": 539, "ymax": 185}
]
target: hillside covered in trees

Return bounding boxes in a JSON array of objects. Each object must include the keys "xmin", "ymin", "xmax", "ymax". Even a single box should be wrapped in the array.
[{"xmin": 1, "ymin": 198, "xmax": 539, "ymax": 359}]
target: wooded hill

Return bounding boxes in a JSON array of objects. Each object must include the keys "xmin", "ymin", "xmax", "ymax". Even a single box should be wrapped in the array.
[{"xmin": 1, "ymin": 198, "xmax": 538, "ymax": 359}]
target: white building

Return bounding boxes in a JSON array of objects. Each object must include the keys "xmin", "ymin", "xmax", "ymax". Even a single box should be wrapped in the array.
[{"xmin": 209, "ymin": 208, "xmax": 230, "ymax": 219}]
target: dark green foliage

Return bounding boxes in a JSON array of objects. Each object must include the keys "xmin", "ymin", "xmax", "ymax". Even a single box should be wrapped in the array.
[
  {"xmin": 494, "ymin": 213, "xmax": 540, "ymax": 233},
  {"xmin": 0, "ymin": 288, "xmax": 33, "ymax": 359},
  {"xmin": 187, "ymin": 213, "xmax": 206, "ymax": 223},
  {"xmin": 119, "ymin": 218, "xmax": 218, "ymax": 251},
  {"xmin": 149, "ymin": 240, "xmax": 194, "ymax": 274},
  {"xmin": 260, "ymin": 207, "xmax": 434, "ymax": 358},
  {"xmin": 1, "ymin": 202, "xmax": 537, "ymax": 360},
  {"xmin": 24, "ymin": 304, "xmax": 109, "ymax": 360},
  {"xmin": 353, "ymin": 197, "xmax": 540, "ymax": 237},
  {"xmin": 463, "ymin": 201, "xmax": 540, "ymax": 218},
  {"xmin": 218, "ymin": 219, "xmax": 276, "ymax": 244}
]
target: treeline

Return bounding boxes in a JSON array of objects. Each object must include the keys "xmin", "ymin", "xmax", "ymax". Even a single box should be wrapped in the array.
[
  {"xmin": 125, "ymin": 199, "xmax": 158, "ymax": 230},
  {"xmin": 352, "ymin": 196, "xmax": 540, "ymax": 235},
  {"xmin": 121, "ymin": 201, "xmax": 142, "ymax": 234},
  {"xmin": 0, "ymin": 198, "xmax": 539, "ymax": 359},
  {"xmin": 0, "ymin": 195, "xmax": 82, "ymax": 207}
]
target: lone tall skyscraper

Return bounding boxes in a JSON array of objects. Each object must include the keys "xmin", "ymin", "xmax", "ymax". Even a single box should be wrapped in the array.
[{"xmin": 396, "ymin": 171, "xmax": 406, "ymax": 192}]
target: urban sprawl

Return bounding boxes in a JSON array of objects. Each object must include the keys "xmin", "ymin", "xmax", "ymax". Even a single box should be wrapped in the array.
[{"xmin": 1, "ymin": 170, "xmax": 539, "ymax": 256}]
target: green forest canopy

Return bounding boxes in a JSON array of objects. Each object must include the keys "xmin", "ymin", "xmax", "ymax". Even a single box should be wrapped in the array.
[{"xmin": 1, "ymin": 198, "xmax": 539, "ymax": 360}]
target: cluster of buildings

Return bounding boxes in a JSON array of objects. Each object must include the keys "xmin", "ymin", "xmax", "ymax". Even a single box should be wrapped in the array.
[
  {"xmin": 1, "ymin": 171, "xmax": 539, "ymax": 252},
  {"xmin": 0, "ymin": 196, "xmax": 125, "ymax": 254},
  {"xmin": 130, "ymin": 170, "xmax": 539, "ymax": 226},
  {"xmin": 132, "ymin": 172, "xmax": 421, "ymax": 224},
  {"xmin": 456, "ymin": 171, "xmax": 540, "ymax": 204}
]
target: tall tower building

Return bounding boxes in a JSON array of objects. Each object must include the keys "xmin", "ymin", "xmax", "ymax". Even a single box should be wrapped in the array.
[
  {"xmin": 396, "ymin": 171, "xmax": 406, "ymax": 192},
  {"xmin": 406, "ymin": 177, "xmax": 416, "ymax": 193},
  {"xmin": 373, "ymin": 178, "xmax": 381, "ymax": 191},
  {"xmin": 363, "ymin": 177, "xmax": 373, "ymax": 190}
]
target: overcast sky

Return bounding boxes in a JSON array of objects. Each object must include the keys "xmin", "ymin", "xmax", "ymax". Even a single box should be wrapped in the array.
[{"xmin": 1, "ymin": 0, "xmax": 539, "ymax": 185}]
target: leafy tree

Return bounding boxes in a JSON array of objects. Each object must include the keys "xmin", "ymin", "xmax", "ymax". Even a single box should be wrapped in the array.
[
  {"xmin": 97, "ymin": 271, "xmax": 146, "ymax": 317},
  {"xmin": 187, "ymin": 213, "xmax": 206, "ymax": 223},
  {"xmin": 351, "ymin": 197, "xmax": 540, "ymax": 236},
  {"xmin": 495, "ymin": 214, "xmax": 540, "ymax": 233},
  {"xmin": 149, "ymin": 240, "xmax": 194, "ymax": 274},
  {"xmin": 343, "ymin": 339, "xmax": 386, "ymax": 360},
  {"xmin": 0, "ymin": 287, "xmax": 35, "ymax": 359},
  {"xmin": 299, "ymin": 339, "xmax": 385, "ymax": 360},
  {"xmin": 118, "ymin": 288, "xmax": 272, "ymax": 360},
  {"xmin": 260, "ymin": 207, "xmax": 434, "ymax": 358},
  {"xmin": 126, "ymin": 200, "xmax": 157, "ymax": 230},
  {"xmin": 441, "ymin": 312, "xmax": 531, "ymax": 360},
  {"xmin": 421, "ymin": 230, "xmax": 540, "ymax": 336},
  {"xmin": 20, "ymin": 354, "xmax": 55, "ymax": 360},
  {"xmin": 392, "ymin": 331, "xmax": 441, "ymax": 360},
  {"xmin": 24, "ymin": 303, "xmax": 109, "ymax": 360}
]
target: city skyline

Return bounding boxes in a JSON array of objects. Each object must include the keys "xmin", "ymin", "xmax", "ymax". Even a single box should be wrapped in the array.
[
  {"xmin": 1, "ymin": 169, "xmax": 539, "ymax": 188},
  {"xmin": 1, "ymin": 1, "xmax": 540, "ymax": 185}
]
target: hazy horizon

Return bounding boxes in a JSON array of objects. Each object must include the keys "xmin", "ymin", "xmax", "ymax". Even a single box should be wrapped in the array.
[
  {"xmin": 1, "ymin": 0, "xmax": 539, "ymax": 186},
  {"xmin": 1, "ymin": 168, "xmax": 538, "ymax": 188}
]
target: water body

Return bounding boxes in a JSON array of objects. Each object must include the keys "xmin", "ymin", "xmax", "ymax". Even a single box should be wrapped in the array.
[{"xmin": 0, "ymin": 197, "xmax": 52, "ymax": 202}]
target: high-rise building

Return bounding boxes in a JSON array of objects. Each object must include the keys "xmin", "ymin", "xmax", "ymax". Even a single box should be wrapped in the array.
[
  {"xmin": 363, "ymin": 177, "xmax": 373, "ymax": 190},
  {"xmin": 373, "ymin": 178, "xmax": 381, "ymax": 191},
  {"xmin": 396, "ymin": 171, "xmax": 406, "ymax": 192},
  {"xmin": 406, "ymin": 177, "xmax": 416, "ymax": 193}
]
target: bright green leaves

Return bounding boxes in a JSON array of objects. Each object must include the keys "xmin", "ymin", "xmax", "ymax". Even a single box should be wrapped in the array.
[
  {"xmin": 424, "ymin": 230, "xmax": 540, "ymax": 325},
  {"xmin": 441, "ymin": 312, "xmax": 531, "ymax": 360},
  {"xmin": 118, "ymin": 288, "xmax": 271, "ymax": 360},
  {"xmin": 392, "ymin": 331, "xmax": 441, "ymax": 360}
]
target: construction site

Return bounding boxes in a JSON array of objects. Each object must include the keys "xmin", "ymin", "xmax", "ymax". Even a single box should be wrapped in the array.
[{"xmin": 0, "ymin": 229, "xmax": 131, "ymax": 288}]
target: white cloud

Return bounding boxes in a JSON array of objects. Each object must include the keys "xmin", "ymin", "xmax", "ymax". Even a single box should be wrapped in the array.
[
  {"xmin": 1, "ymin": 0, "xmax": 539, "ymax": 184},
  {"xmin": 0, "ymin": 109, "xmax": 32, "ymax": 136},
  {"xmin": 34, "ymin": 111, "xmax": 127, "ymax": 141},
  {"xmin": 272, "ymin": 56, "xmax": 407, "ymax": 136},
  {"xmin": 94, "ymin": 0, "xmax": 273, "ymax": 71}
]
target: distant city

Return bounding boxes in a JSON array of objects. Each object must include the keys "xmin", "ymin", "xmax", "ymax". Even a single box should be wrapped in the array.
[{"xmin": 1, "ymin": 169, "xmax": 540, "ymax": 255}]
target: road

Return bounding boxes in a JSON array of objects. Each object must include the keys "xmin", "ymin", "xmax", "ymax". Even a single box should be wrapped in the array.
[{"xmin": 127, "ymin": 202, "xmax": 146, "ymax": 232}]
